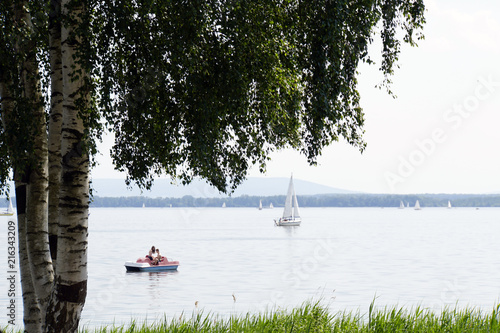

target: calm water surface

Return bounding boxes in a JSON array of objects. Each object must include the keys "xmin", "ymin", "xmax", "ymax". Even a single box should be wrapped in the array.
[{"xmin": 2, "ymin": 207, "xmax": 500, "ymax": 328}]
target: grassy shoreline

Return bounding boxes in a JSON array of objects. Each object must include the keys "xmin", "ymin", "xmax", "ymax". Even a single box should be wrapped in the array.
[{"xmin": 4, "ymin": 301, "xmax": 500, "ymax": 332}]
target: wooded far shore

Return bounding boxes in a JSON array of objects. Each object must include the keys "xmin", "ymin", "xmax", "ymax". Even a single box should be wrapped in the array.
[
  {"xmin": 88, "ymin": 193, "xmax": 500, "ymax": 208},
  {"xmin": 3, "ymin": 193, "xmax": 500, "ymax": 209}
]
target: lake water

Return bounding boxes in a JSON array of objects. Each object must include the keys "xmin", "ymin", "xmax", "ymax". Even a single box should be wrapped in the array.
[{"xmin": 2, "ymin": 207, "xmax": 500, "ymax": 328}]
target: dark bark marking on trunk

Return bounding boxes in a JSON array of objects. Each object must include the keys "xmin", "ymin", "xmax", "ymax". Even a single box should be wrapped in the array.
[
  {"xmin": 56, "ymin": 279, "xmax": 87, "ymax": 303},
  {"xmin": 62, "ymin": 170, "xmax": 88, "ymax": 182},
  {"xmin": 67, "ymin": 224, "xmax": 87, "ymax": 233},
  {"xmin": 62, "ymin": 140, "xmax": 85, "ymax": 167},
  {"xmin": 15, "ymin": 183, "xmax": 27, "ymax": 214},
  {"xmin": 49, "ymin": 234, "xmax": 58, "ymax": 261}
]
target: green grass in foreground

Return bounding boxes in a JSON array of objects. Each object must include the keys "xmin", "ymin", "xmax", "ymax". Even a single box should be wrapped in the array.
[{"xmin": 4, "ymin": 301, "xmax": 500, "ymax": 332}]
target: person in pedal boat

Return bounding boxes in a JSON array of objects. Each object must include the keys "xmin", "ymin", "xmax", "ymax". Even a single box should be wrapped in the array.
[
  {"xmin": 153, "ymin": 248, "xmax": 162, "ymax": 265},
  {"xmin": 147, "ymin": 245, "xmax": 156, "ymax": 261}
]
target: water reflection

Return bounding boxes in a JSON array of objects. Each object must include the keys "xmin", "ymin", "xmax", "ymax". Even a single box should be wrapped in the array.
[
  {"xmin": 124, "ymin": 270, "xmax": 180, "ymax": 302},
  {"xmin": 280, "ymin": 226, "xmax": 299, "ymax": 236},
  {"xmin": 148, "ymin": 271, "xmax": 179, "ymax": 279},
  {"xmin": 124, "ymin": 270, "xmax": 179, "ymax": 277}
]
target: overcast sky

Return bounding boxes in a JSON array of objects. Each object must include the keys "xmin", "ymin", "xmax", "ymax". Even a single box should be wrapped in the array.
[{"xmin": 93, "ymin": 0, "xmax": 500, "ymax": 194}]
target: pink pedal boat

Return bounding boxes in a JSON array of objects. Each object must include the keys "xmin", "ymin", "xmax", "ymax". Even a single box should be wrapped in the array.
[{"xmin": 124, "ymin": 257, "xmax": 179, "ymax": 272}]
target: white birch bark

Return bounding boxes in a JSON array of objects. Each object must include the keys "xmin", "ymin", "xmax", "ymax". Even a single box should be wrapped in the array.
[
  {"xmin": 7, "ymin": 3, "xmax": 54, "ymax": 332},
  {"xmin": 15, "ymin": 179, "xmax": 43, "ymax": 332},
  {"xmin": 44, "ymin": 0, "xmax": 89, "ymax": 331},
  {"xmin": 1, "ymin": 77, "xmax": 43, "ymax": 332},
  {"xmin": 48, "ymin": 0, "xmax": 63, "ymax": 274},
  {"xmin": 20, "ymin": 22, "xmax": 54, "ymax": 333}
]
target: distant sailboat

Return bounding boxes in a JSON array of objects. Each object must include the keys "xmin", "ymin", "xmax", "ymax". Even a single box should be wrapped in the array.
[
  {"xmin": 414, "ymin": 200, "xmax": 421, "ymax": 210},
  {"xmin": 259, "ymin": 200, "xmax": 262, "ymax": 210},
  {"xmin": 269, "ymin": 203, "xmax": 274, "ymax": 209},
  {"xmin": 274, "ymin": 174, "xmax": 301, "ymax": 226},
  {"xmin": 448, "ymin": 201, "xmax": 452, "ymax": 209},
  {"xmin": 399, "ymin": 200, "xmax": 405, "ymax": 209},
  {"xmin": 142, "ymin": 203, "xmax": 146, "ymax": 208},
  {"xmin": 0, "ymin": 198, "xmax": 14, "ymax": 216},
  {"xmin": 222, "ymin": 202, "xmax": 226, "ymax": 208},
  {"xmin": 407, "ymin": 202, "xmax": 410, "ymax": 208}
]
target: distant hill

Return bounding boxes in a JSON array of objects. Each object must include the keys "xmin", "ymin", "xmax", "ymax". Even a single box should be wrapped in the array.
[{"xmin": 90, "ymin": 177, "xmax": 355, "ymax": 198}]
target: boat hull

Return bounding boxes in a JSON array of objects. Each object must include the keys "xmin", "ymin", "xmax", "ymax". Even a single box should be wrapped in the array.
[
  {"xmin": 275, "ymin": 218, "xmax": 301, "ymax": 226},
  {"xmin": 124, "ymin": 257, "xmax": 179, "ymax": 272}
]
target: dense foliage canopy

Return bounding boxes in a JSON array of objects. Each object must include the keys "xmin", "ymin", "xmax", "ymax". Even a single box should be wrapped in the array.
[{"xmin": 1, "ymin": 0, "xmax": 425, "ymax": 194}]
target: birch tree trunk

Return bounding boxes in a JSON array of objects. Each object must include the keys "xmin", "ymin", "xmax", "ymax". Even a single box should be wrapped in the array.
[
  {"xmin": 44, "ymin": 0, "xmax": 89, "ymax": 330},
  {"xmin": 15, "ymin": 175, "xmax": 42, "ymax": 332},
  {"xmin": 48, "ymin": 0, "xmax": 63, "ymax": 274},
  {"xmin": 10, "ymin": 3, "xmax": 54, "ymax": 331},
  {"xmin": 22, "ymin": 49, "xmax": 53, "ymax": 332},
  {"xmin": 0, "ymin": 76, "xmax": 42, "ymax": 332}
]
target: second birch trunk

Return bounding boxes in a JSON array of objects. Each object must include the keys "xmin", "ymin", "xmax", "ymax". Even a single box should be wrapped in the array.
[{"xmin": 44, "ymin": 0, "xmax": 89, "ymax": 331}]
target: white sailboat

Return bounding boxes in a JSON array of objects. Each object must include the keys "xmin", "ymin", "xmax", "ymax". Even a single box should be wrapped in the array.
[
  {"xmin": 0, "ymin": 198, "xmax": 14, "ymax": 216},
  {"xmin": 258, "ymin": 200, "xmax": 262, "ymax": 210},
  {"xmin": 269, "ymin": 203, "xmax": 274, "ymax": 209},
  {"xmin": 448, "ymin": 201, "xmax": 452, "ymax": 209},
  {"xmin": 274, "ymin": 175, "xmax": 301, "ymax": 226},
  {"xmin": 399, "ymin": 200, "xmax": 405, "ymax": 209},
  {"xmin": 414, "ymin": 200, "xmax": 421, "ymax": 210}
]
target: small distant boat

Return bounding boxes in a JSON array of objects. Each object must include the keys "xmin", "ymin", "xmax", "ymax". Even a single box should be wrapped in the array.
[
  {"xmin": 414, "ymin": 200, "xmax": 421, "ymax": 210},
  {"xmin": 275, "ymin": 174, "xmax": 301, "ymax": 226},
  {"xmin": 399, "ymin": 200, "xmax": 405, "ymax": 209},
  {"xmin": 222, "ymin": 202, "xmax": 226, "ymax": 208},
  {"xmin": 269, "ymin": 203, "xmax": 274, "ymax": 209},
  {"xmin": 0, "ymin": 199, "xmax": 14, "ymax": 216},
  {"xmin": 407, "ymin": 202, "xmax": 409, "ymax": 208},
  {"xmin": 447, "ymin": 201, "xmax": 452, "ymax": 209},
  {"xmin": 259, "ymin": 200, "xmax": 262, "ymax": 210},
  {"xmin": 125, "ymin": 257, "xmax": 179, "ymax": 272},
  {"xmin": 142, "ymin": 203, "xmax": 146, "ymax": 208}
]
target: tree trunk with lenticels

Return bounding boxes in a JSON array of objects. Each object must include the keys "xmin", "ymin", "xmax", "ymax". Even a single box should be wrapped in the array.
[
  {"xmin": 43, "ymin": 0, "xmax": 89, "ymax": 331},
  {"xmin": 48, "ymin": 0, "xmax": 63, "ymax": 275},
  {"xmin": 13, "ymin": 2, "xmax": 54, "ymax": 331}
]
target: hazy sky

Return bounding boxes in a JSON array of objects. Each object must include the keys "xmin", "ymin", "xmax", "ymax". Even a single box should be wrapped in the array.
[{"xmin": 93, "ymin": 0, "xmax": 500, "ymax": 194}]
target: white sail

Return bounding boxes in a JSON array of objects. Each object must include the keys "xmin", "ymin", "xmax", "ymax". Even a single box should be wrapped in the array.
[
  {"xmin": 0, "ymin": 198, "xmax": 14, "ymax": 216},
  {"xmin": 259, "ymin": 200, "xmax": 262, "ymax": 210},
  {"xmin": 269, "ymin": 203, "xmax": 274, "ymax": 209},
  {"xmin": 8, "ymin": 199, "xmax": 13, "ymax": 214},
  {"xmin": 399, "ymin": 201, "xmax": 405, "ymax": 209},
  {"xmin": 282, "ymin": 175, "xmax": 295, "ymax": 219},
  {"xmin": 293, "ymin": 190, "xmax": 300, "ymax": 218},
  {"xmin": 414, "ymin": 200, "xmax": 421, "ymax": 210},
  {"xmin": 448, "ymin": 201, "xmax": 452, "ymax": 209}
]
